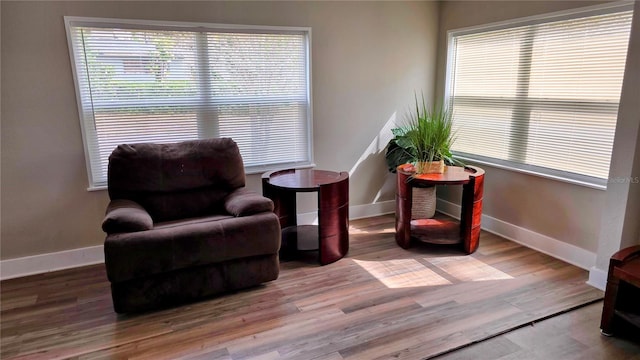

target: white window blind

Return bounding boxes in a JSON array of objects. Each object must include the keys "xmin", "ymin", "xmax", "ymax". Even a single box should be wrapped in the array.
[
  {"xmin": 446, "ymin": 4, "xmax": 633, "ymax": 186},
  {"xmin": 65, "ymin": 17, "xmax": 312, "ymax": 189}
]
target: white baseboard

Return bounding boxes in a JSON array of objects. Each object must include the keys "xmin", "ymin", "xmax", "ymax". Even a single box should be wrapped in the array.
[
  {"xmin": 297, "ymin": 200, "xmax": 395, "ymax": 225},
  {"xmin": 1, "ymin": 201, "xmax": 396, "ymax": 280},
  {"xmin": 0, "ymin": 245, "xmax": 104, "ymax": 281},
  {"xmin": 587, "ymin": 266, "xmax": 608, "ymax": 291},
  {"xmin": 350, "ymin": 200, "xmax": 396, "ymax": 220},
  {"xmin": 436, "ymin": 199, "xmax": 597, "ymax": 271}
]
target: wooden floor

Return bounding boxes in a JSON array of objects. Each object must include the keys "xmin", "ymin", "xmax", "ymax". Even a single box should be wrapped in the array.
[
  {"xmin": 434, "ymin": 301, "xmax": 640, "ymax": 360},
  {"xmin": 0, "ymin": 214, "xmax": 625, "ymax": 359}
]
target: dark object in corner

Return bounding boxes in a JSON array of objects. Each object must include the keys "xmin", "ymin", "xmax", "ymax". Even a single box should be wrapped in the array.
[
  {"xmin": 102, "ymin": 138, "xmax": 281, "ymax": 313},
  {"xmin": 601, "ymin": 245, "xmax": 640, "ymax": 338}
]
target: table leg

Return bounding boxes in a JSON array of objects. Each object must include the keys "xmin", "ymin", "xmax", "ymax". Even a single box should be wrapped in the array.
[
  {"xmin": 600, "ymin": 275, "xmax": 620, "ymax": 336},
  {"xmin": 460, "ymin": 172, "xmax": 483, "ymax": 254},
  {"xmin": 318, "ymin": 173, "xmax": 349, "ymax": 265},
  {"xmin": 395, "ymin": 170, "xmax": 412, "ymax": 249},
  {"xmin": 262, "ymin": 179, "xmax": 297, "ymax": 256}
]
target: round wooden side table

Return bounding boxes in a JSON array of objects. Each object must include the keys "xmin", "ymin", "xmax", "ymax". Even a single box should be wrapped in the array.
[
  {"xmin": 262, "ymin": 169, "xmax": 349, "ymax": 265},
  {"xmin": 395, "ymin": 164, "xmax": 485, "ymax": 254}
]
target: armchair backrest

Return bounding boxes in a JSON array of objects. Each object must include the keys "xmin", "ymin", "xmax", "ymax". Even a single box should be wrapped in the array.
[{"xmin": 108, "ymin": 138, "xmax": 245, "ymax": 222}]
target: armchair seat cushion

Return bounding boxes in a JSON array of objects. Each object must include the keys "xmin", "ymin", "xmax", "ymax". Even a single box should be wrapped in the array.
[{"xmin": 105, "ymin": 211, "xmax": 280, "ymax": 283}]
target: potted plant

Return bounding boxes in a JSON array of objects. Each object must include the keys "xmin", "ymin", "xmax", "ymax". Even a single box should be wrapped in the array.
[
  {"xmin": 385, "ymin": 94, "xmax": 461, "ymax": 219},
  {"xmin": 386, "ymin": 93, "xmax": 459, "ymax": 174}
]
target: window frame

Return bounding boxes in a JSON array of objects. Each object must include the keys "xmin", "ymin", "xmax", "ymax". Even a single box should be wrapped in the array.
[
  {"xmin": 64, "ymin": 16, "xmax": 314, "ymax": 191},
  {"xmin": 444, "ymin": 1, "xmax": 635, "ymax": 190}
]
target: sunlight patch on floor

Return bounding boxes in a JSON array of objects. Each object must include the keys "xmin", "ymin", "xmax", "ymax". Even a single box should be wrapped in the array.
[
  {"xmin": 353, "ymin": 259, "xmax": 451, "ymax": 288},
  {"xmin": 349, "ymin": 227, "xmax": 395, "ymax": 235},
  {"xmin": 426, "ymin": 256, "xmax": 513, "ymax": 282}
]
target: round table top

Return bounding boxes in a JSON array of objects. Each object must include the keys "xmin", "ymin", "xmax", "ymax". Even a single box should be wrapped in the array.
[
  {"xmin": 397, "ymin": 164, "xmax": 484, "ymax": 185},
  {"xmin": 263, "ymin": 168, "xmax": 348, "ymax": 191}
]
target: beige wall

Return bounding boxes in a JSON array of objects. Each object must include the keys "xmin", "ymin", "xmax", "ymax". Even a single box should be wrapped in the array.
[
  {"xmin": 595, "ymin": 0, "xmax": 640, "ymax": 270},
  {"xmin": 1, "ymin": 1, "xmax": 439, "ymax": 259},
  {"xmin": 434, "ymin": 1, "xmax": 630, "ymax": 253}
]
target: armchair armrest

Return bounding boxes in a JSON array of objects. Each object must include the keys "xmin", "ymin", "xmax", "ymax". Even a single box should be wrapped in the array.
[
  {"xmin": 224, "ymin": 187, "xmax": 274, "ymax": 217},
  {"xmin": 102, "ymin": 199, "xmax": 153, "ymax": 234}
]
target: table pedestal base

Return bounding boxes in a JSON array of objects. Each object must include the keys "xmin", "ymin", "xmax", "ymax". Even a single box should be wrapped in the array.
[
  {"xmin": 283, "ymin": 225, "xmax": 318, "ymax": 249},
  {"xmin": 262, "ymin": 169, "xmax": 349, "ymax": 265},
  {"xmin": 410, "ymin": 218, "xmax": 461, "ymax": 245},
  {"xmin": 395, "ymin": 165, "xmax": 484, "ymax": 254}
]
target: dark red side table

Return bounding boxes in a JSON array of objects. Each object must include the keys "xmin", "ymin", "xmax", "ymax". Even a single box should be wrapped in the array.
[
  {"xmin": 395, "ymin": 164, "xmax": 485, "ymax": 254},
  {"xmin": 600, "ymin": 245, "xmax": 640, "ymax": 336},
  {"xmin": 262, "ymin": 169, "xmax": 349, "ymax": 265}
]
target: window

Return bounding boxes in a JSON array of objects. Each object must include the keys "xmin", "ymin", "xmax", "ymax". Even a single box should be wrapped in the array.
[
  {"xmin": 65, "ymin": 17, "xmax": 312, "ymax": 189},
  {"xmin": 445, "ymin": 3, "xmax": 633, "ymax": 187}
]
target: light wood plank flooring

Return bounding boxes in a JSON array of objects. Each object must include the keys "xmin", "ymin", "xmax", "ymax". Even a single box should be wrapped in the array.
[{"xmin": 1, "ymin": 214, "xmax": 625, "ymax": 359}]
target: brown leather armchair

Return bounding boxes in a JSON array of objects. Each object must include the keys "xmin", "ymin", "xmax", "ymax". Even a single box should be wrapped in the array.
[{"xmin": 102, "ymin": 138, "xmax": 281, "ymax": 313}]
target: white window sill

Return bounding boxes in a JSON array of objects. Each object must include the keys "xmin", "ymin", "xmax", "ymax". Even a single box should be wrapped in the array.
[{"xmin": 454, "ymin": 155, "xmax": 607, "ymax": 191}]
